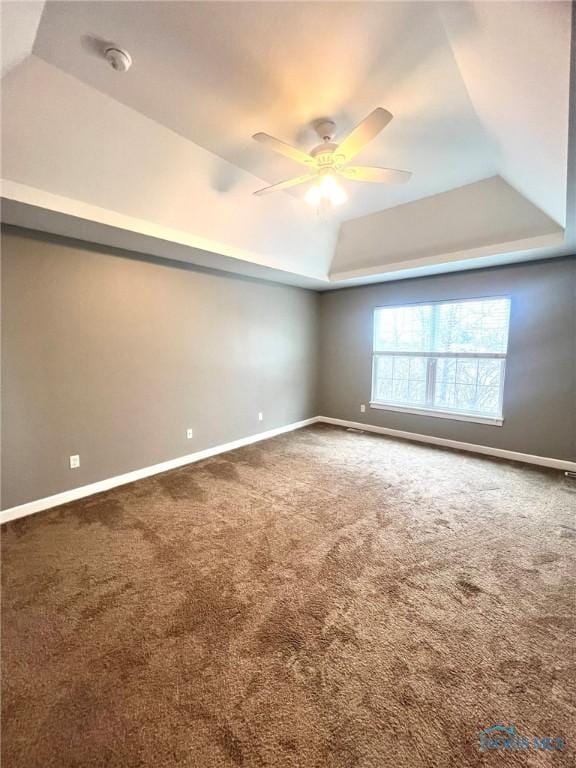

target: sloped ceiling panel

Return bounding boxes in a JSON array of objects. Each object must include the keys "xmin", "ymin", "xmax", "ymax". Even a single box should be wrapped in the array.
[
  {"xmin": 1, "ymin": 56, "xmax": 335, "ymax": 281},
  {"xmin": 0, "ymin": 1, "xmax": 44, "ymax": 77},
  {"xmin": 441, "ymin": 0, "xmax": 572, "ymax": 226},
  {"xmin": 332, "ymin": 176, "xmax": 564, "ymax": 278}
]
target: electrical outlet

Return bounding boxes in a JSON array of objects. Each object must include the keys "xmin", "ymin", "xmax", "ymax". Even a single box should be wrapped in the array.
[
  {"xmin": 258, "ymin": 412, "xmax": 263, "ymax": 422},
  {"xmin": 186, "ymin": 428, "xmax": 193, "ymax": 439},
  {"xmin": 360, "ymin": 404, "xmax": 366, "ymax": 413},
  {"xmin": 69, "ymin": 454, "xmax": 80, "ymax": 469}
]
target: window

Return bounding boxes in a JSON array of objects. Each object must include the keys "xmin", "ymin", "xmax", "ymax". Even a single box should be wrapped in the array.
[{"xmin": 371, "ymin": 297, "xmax": 511, "ymax": 425}]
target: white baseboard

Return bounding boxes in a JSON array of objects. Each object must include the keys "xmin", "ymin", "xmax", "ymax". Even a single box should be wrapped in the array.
[
  {"xmin": 0, "ymin": 417, "xmax": 320, "ymax": 525},
  {"xmin": 317, "ymin": 416, "xmax": 576, "ymax": 472},
  {"xmin": 3, "ymin": 414, "xmax": 573, "ymax": 525}
]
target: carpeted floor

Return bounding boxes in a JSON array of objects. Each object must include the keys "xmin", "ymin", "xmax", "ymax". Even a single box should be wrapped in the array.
[{"xmin": 2, "ymin": 424, "xmax": 575, "ymax": 767}]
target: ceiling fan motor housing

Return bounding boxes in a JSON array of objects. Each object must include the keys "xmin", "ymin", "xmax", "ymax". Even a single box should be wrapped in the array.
[
  {"xmin": 314, "ymin": 119, "xmax": 336, "ymax": 142},
  {"xmin": 310, "ymin": 142, "xmax": 344, "ymax": 169},
  {"xmin": 311, "ymin": 121, "xmax": 343, "ymax": 167}
]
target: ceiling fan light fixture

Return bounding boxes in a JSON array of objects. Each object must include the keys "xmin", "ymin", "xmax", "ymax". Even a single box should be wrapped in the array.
[
  {"xmin": 304, "ymin": 184, "xmax": 323, "ymax": 207},
  {"xmin": 322, "ymin": 174, "xmax": 348, "ymax": 206},
  {"xmin": 305, "ymin": 174, "xmax": 348, "ymax": 209}
]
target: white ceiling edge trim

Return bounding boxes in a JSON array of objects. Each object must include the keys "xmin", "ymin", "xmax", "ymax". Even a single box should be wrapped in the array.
[
  {"xmin": 329, "ymin": 232, "xmax": 570, "ymax": 289},
  {"xmin": 3, "ymin": 181, "xmax": 572, "ymax": 292},
  {"xmin": 1, "ymin": 179, "xmax": 330, "ymax": 288},
  {"xmin": 330, "ymin": 232, "xmax": 566, "ymax": 282}
]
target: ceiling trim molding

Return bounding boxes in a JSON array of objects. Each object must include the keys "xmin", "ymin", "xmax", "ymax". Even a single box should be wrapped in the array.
[
  {"xmin": 0, "ymin": 180, "xmax": 315, "ymax": 277},
  {"xmin": 0, "ymin": 180, "xmax": 330, "ymax": 289},
  {"xmin": 3, "ymin": 178, "xmax": 572, "ymax": 292},
  {"xmin": 329, "ymin": 232, "xmax": 566, "ymax": 284}
]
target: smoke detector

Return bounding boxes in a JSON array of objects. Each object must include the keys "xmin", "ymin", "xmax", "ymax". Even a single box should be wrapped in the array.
[{"xmin": 104, "ymin": 46, "xmax": 132, "ymax": 72}]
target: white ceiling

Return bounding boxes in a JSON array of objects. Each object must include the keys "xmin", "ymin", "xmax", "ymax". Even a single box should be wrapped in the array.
[
  {"xmin": 1, "ymin": 55, "xmax": 336, "ymax": 281},
  {"xmin": 33, "ymin": 0, "xmax": 499, "ymax": 222},
  {"xmin": 0, "ymin": 0, "xmax": 44, "ymax": 77},
  {"xmin": 1, "ymin": 1, "xmax": 574, "ymax": 287},
  {"xmin": 440, "ymin": 0, "xmax": 571, "ymax": 226}
]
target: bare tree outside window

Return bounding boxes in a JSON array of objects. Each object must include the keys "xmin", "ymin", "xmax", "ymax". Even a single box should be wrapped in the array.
[{"xmin": 371, "ymin": 298, "xmax": 511, "ymax": 422}]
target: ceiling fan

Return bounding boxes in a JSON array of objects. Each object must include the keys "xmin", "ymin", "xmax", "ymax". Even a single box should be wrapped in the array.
[{"xmin": 252, "ymin": 108, "xmax": 412, "ymax": 208}]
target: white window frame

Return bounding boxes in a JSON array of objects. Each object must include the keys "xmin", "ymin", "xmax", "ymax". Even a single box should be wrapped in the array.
[{"xmin": 370, "ymin": 296, "xmax": 511, "ymax": 426}]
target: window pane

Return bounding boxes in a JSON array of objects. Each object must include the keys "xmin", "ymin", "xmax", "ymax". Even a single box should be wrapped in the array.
[
  {"xmin": 374, "ymin": 298, "xmax": 510, "ymax": 354},
  {"xmin": 374, "ymin": 305, "xmax": 432, "ymax": 352},
  {"xmin": 477, "ymin": 358, "xmax": 502, "ymax": 386},
  {"xmin": 434, "ymin": 298, "xmax": 510, "ymax": 354},
  {"xmin": 372, "ymin": 298, "xmax": 509, "ymax": 419},
  {"xmin": 455, "ymin": 358, "xmax": 478, "ymax": 385},
  {"xmin": 434, "ymin": 358, "xmax": 456, "ymax": 409},
  {"xmin": 434, "ymin": 358, "xmax": 503, "ymax": 417},
  {"xmin": 409, "ymin": 357, "xmax": 427, "ymax": 380},
  {"xmin": 373, "ymin": 355, "xmax": 427, "ymax": 406}
]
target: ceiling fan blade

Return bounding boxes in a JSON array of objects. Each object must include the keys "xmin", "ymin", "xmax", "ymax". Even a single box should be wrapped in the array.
[
  {"xmin": 336, "ymin": 108, "xmax": 393, "ymax": 162},
  {"xmin": 339, "ymin": 166, "xmax": 412, "ymax": 184},
  {"xmin": 252, "ymin": 133, "xmax": 316, "ymax": 167},
  {"xmin": 253, "ymin": 173, "xmax": 318, "ymax": 196}
]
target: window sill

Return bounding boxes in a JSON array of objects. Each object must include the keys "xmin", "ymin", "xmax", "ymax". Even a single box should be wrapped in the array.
[{"xmin": 369, "ymin": 402, "xmax": 504, "ymax": 426}]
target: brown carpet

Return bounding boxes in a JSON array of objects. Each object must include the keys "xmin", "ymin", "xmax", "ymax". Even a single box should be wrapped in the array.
[{"xmin": 2, "ymin": 424, "xmax": 575, "ymax": 767}]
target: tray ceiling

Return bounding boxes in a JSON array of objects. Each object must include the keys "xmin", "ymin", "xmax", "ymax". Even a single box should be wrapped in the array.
[{"xmin": 1, "ymin": 1, "xmax": 573, "ymax": 287}]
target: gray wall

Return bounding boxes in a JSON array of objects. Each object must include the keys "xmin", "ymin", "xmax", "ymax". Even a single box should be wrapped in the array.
[
  {"xmin": 318, "ymin": 258, "xmax": 576, "ymax": 462},
  {"xmin": 1, "ymin": 228, "xmax": 319, "ymax": 509},
  {"xmin": 2, "ymin": 227, "xmax": 575, "ymax": 510}
]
